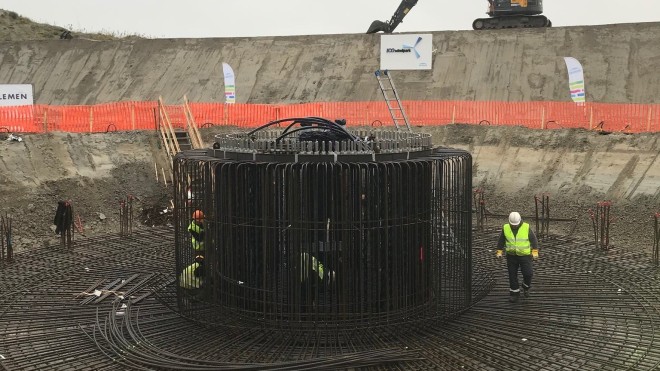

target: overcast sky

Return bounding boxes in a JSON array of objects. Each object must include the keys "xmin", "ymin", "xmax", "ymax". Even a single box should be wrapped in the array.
[{"xmin": 0, "ymin": 0, "xmax": 658, "ymax": 38}]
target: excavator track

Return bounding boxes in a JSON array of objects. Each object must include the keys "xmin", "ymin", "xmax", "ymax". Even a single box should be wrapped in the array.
[{"xmin": 472, "ymin": 15, "xmax": 551, "ymax": 30}]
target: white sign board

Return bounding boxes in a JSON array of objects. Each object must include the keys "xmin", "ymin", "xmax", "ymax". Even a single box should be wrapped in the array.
[
  {"xmin": 0, "ymin": 84, "xmax": 34, "ymax": 107},
  {"xmin": 380, "ymin": 34, "xmax": 433, "ymax": 70}
]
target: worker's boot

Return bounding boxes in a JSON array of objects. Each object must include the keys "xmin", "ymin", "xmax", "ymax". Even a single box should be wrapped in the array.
[
  {"xmin": 509, "ymin": 291, "xmax": 520, "ymax": 303},
  {"xmin": 522, "ymin": 284, "xmax": 531, "ymax": 298}
]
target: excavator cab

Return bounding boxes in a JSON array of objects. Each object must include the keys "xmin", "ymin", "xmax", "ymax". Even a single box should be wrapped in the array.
[
  {"xmin": 474, "ymin": 0, "xmax": 551, "ymax": 29},
  {"xmin": 488, "ymin": 0, "xmax": 543, "ymax": 16}
]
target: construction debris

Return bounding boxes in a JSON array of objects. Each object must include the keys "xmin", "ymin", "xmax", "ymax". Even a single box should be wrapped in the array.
[{"xmin": 5, "ymin": 133, "xmax": 22, "ymax": 142}]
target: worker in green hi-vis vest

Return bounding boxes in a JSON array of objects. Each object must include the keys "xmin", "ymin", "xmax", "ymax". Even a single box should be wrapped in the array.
[{"xmin": 188, "ymin": 210, "xmax": 205, "ymax": 251}]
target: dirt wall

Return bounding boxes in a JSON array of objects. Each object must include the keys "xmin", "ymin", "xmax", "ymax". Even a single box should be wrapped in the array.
[
  {"xmin": 1, "ymin": 125, "xmax": 658, "ymax": 252},
  {"xmin": 422, "ymin": 125, "xmax": 660, "ymax": 249},
  {"xmin": 0, "ymin": 131, "xmax": 170, "ymax": 250},
  {"xmin": 1, "ymin": 22, "xmax": 660, "ymax": 105}
]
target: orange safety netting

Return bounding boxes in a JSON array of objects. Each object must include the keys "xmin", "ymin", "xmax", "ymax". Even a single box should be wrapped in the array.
[{"xmin": 0, "ymin": 101, "xmax": 658, "ymax": 133}]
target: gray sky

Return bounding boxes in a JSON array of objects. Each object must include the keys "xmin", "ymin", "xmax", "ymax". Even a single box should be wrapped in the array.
[{"xmin": 0, "ymin": 0, "xmax": 658, "ymax": 38}]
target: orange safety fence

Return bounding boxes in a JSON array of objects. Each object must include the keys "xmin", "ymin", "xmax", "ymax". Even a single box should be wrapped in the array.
[{"xmin": 0, "ymin": 100, "xmax": 659, "ymax": 134}]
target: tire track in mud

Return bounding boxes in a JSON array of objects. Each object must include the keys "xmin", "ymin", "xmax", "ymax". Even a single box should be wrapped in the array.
[
  {"xmin": 606, "ymin": 155, "xmax": 640, "ymax": 199},
  {"xmin": 625, "ymin": 137, "xmax": 660, "ymax": 200}
]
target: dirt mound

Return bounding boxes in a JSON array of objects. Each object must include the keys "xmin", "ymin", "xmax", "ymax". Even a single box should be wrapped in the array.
[
  {"xmin": 0, "ymin": 9, "xmax": 141, "ymax": 41},
  {"xmin": 0, "ymin": 131, "xmax": 171, "ymax": 251},
  {"xmin": 140, "ymin": 201, "xmax": 174, "ymax": 227}
]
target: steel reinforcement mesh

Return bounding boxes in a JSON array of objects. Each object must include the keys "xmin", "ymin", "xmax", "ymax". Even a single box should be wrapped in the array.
[
  {"xmin": 4, "ymin": 123, "xmax": 660, "ymax": 369},
  {"xmin": 173, "ymin": 146, "xmax": 474, "ymax": 330},
  {"xmin": 4, "ymin": 229, "xmax": 660, "ymax": 370}
]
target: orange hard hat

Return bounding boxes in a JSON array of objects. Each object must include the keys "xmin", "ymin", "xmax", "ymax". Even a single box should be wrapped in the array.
[{"xmin": 192, "ymin": 210, "xmax": 205, "ymax": 221}]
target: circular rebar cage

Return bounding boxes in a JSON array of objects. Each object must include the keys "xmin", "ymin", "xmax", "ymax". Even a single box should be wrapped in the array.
[{"xmin": 174, "ymin": 121, "xmax": 472, "ymax": 330}]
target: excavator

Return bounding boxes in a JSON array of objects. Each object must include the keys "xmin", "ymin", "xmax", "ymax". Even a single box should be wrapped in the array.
[{"xmin": 366, "ymin": 0, "xmax": 551, "ymax": 33}]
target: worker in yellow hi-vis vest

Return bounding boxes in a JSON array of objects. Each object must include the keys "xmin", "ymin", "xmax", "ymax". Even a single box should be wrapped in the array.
[
  {"xmin": 299, "ymin": 251, "xmax": 336, "ymax": 309},
  {"xmin": 179, "ymin": 255, "xmax": 205, "ymax": 290},
  {"xmin": 496, "ymin": 212, "xmax": 539, "ymax": 303}
]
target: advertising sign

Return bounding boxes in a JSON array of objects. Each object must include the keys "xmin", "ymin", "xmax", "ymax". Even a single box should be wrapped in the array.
[
  {"xmin": 0, "ymin": 84, "xmax": 33, "ymax": 106},
  {"xmin": 380, "ymin": 34, "xmax": 433, "ymax": 70}
]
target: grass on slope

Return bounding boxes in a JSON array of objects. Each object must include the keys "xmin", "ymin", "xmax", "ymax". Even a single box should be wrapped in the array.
[{"xmin": 0, "ymin": 9, "xmax": 142, "ymax": 41}]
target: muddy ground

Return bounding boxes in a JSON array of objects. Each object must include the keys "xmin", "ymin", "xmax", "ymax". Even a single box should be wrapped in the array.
[
  {"xmin": 427, "ymin": 124, "xmax": 660, "ymax": 253},
  {"xmin": 1, "ymin": 125, "xmax": 658, "ymax": 254},
  {"xmin": 0, "ymin": 131, "xmax": 171, "ymax": 250}
]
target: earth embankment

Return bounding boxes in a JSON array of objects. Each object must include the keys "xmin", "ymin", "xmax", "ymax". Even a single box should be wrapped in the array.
[
  {"xmin": 1, "ymin": 22, "xmax": 659, "ymax": 105},
  {"xmin": 0, "ymin": 131, "xmax": 170, "ymax": 249},
  {"xmin": 1, "ymin": 125, "xmax": 658, "ymax": 251}
]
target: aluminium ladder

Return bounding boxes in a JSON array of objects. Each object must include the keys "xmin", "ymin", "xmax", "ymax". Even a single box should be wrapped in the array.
[{"xmin": 374, "ymin": 69, "xmax": 411, "ymax": 132}]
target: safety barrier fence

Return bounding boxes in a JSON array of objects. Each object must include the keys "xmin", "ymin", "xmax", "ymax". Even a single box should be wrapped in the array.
[{"xmin": 0, "ymin": 100, "xmax": 659, "ymax": 133}]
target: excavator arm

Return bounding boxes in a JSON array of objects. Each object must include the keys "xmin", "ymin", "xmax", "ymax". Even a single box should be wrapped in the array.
[{"xmin": 367, "ymin": 0, "xmax": 419, "ymax": 34}]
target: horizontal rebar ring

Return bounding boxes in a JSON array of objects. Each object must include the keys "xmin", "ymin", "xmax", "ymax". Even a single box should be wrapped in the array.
[{"xmin": 212, "ymin": 129, "xmax": 433, "ymax": 162}]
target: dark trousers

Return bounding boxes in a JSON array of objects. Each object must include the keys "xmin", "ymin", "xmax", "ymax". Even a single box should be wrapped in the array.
[{"xmin": 506, "ymin": 255, "xmax": 533, "ymax": 291}]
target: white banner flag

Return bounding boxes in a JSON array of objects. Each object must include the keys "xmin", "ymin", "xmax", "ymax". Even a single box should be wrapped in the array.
[
  {"xmin": 222, "ymin": 62, "xmax": 236, "ymax": 104},
  {"xmin": 563, "ymin": 57, "xmax": 586, "ymax": 103}
]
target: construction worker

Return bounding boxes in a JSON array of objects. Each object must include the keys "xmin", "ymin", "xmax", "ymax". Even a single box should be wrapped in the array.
[
  {"xmin": 300, "ymin": 252, "xmax": 335, "ymax": 283},
  {"xmin": 179, "ymin": 255, "xmax": 205, "ymax": 290},
  {"xmin": 189, "ymin": 210, "xmax": 205, "ymax": 251},
  {"xmin": 300, "ymin": 251, "xmax": 336, "ymax": 309},
  {"xmin": 496, "ymin": 212, "xmax": 539, "ymax": 303}
]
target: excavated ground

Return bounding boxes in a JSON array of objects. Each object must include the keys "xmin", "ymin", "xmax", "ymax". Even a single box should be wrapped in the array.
[
  {"xmin": 424, "ymin": 124, "xmax": 660, "ymax": 253},
  {"xmin": 1, "ymin": 125, "xmax": 658, "ymax": 253},
  {"xmin": 0, "ymin": 123, "xmax": 659, "ymax": 371},
  {"xmin": 0, "ymin": 130, "xmax": 170, "ymax": 250}
]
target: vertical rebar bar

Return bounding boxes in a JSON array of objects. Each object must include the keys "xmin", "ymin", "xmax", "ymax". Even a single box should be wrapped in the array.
[
  {"xmin": 590, "ymin": 201, "xmax": 612, "ymax": 250},
  {"xmin": 120, "ymin": 200, "xmax": 125, "ymax": 236},
  {"xmin": 1, "ymin": 213, "xmax": 12, "ymax": 262},
  {"xmin": 653, "ymin": 213, "xmax": 659, "ymax": 266},
  {"xmin": 6, "ymin": 213, "xmax": 11, "ymax": 261},
  {"xmin": 543, "ymin": 195, "xmax": 550, "ymax": 237},
  {"xmin": 128, "ymin": 195, "xmax": 134, "ymax": 235},
  {"xmin": 534, "ymin": 194, "xmax": 551, "ymax": 240},
  {"xmin": 1, "ymin": 213, "xmax": 5, "ymax": 261},
  {"xmin": 120, "ymin": 195, "xmax": 135, "ymax": 237},
  {"xmin": 473, "ymin": 188, "xmax": 486, "ymax": 232},
  {"xmin": 535, "ymin": 195, "xmax": 540, "ymax": 237}
]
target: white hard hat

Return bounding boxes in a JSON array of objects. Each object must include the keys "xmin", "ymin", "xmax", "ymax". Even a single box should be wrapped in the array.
[{"xmin": 509, "ymin": 212, "xmax": 522, "ymax": 226}]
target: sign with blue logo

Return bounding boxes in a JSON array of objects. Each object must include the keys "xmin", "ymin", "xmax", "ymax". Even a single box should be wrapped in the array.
[{"xmin": 380, "ymin": 34, "xmax": 432, "ymax": 70}]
